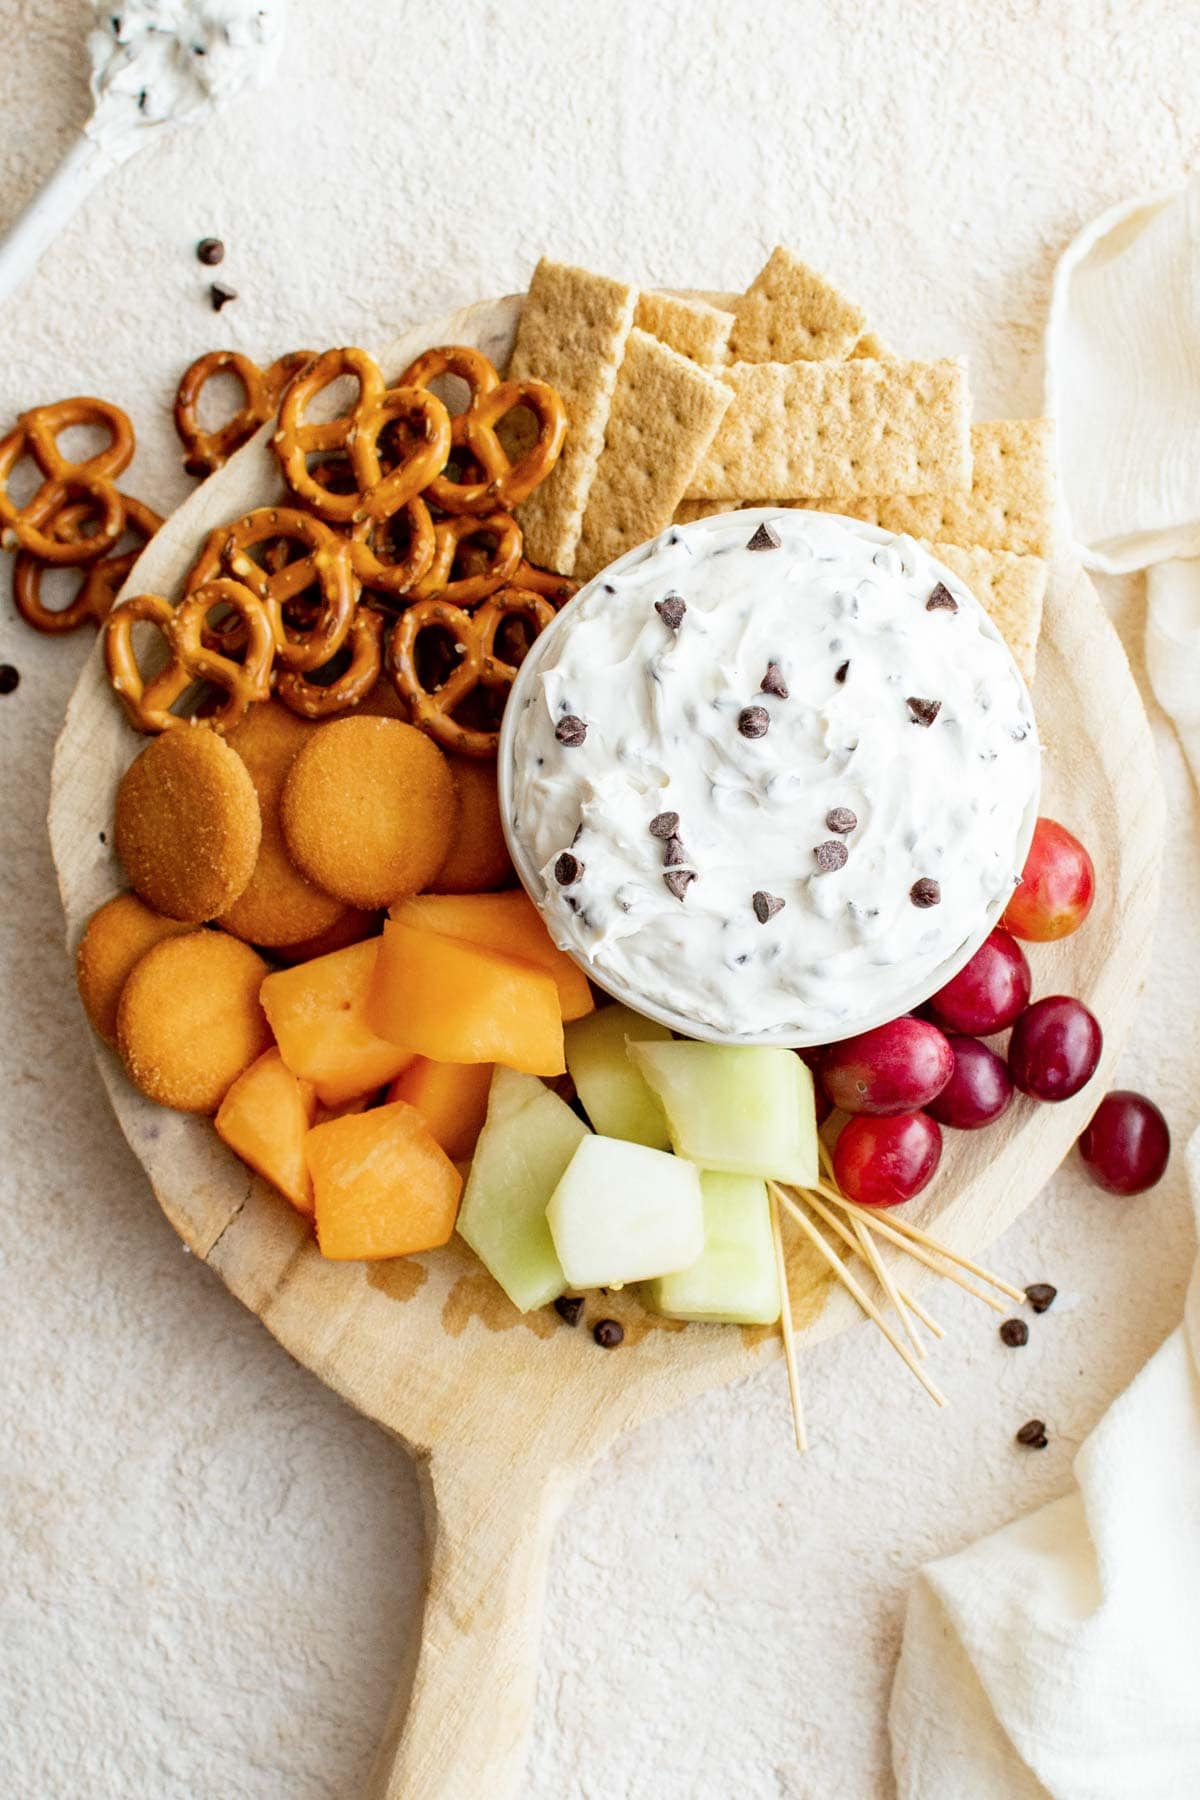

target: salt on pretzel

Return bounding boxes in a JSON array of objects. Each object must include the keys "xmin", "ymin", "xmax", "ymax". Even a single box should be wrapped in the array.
[
  {"xmin": 0, "ymin": 397, "xmax": 135, "ymax": 563},
  {"xmin": 390, "ymin": 586, "xmax": 556, "ymax": 758},
  {"xmin": 188, "ymin": 505, "xmax": 359, "ymax": 672},
  {"xmin": 399, "ymin": 346, "xmax": 566, "ymax": 516},
  {"xmin": 271, "ymin": 347, "xmax": 387, "ymax": 522},
  {"xmin": 276, "ymin": 608, "xmax": 383, "ymax": 719},
  {"xmin": 409, "ymin": 510, "xmax": 523, "ymax": 607},
  {"xmin": 174, "ymin": 349, "xmax": 316, "ymax": 477},
  {"xmin": 105, "ymin": 580, "xmax": 273, "ymax": 734},
  {"xmin": 13, "ymin": 494, "xmax": 162, "ymax": 634}
]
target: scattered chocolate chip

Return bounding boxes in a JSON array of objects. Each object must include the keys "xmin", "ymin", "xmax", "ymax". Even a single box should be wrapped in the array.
[
  {"xmin": 664, "ymin": 868, "xmax": 696, "ymax": 900},
  {"xmin": 656, "ymin": 594, "xmax": 686, "ymax": 629},
  {"xmin": 760, "ymin": 661, "xmax": 789, "ymax": 698},
  {"xmin": 209, "ymin": 281, "xmax": 238, "ymax": 311},
  {"xmin": 826, "ymin": 806, "xmax": 857, "ymax": 835},
  {"xmin": 649, "ymin": 811, "xmax": 680, "ymax": 839},
  {"xmin": 0, "ymin": 664, "xmax": 20, "ymax": 695},
  {"xmin": 1026, "ymin": 1283, "xmax": 1057, "ymax": 1314},
  {"xmin": 999, "ymin": 1318, "xmax": 1029, "ymax": 1347},
  {"xmin": 738, "ymin": 705, "xmax": 770, "ymax": 739},
  {"xmin": 555, "ymin": 714, "xmax": 587, "ymax": 747},
  {"xmin": 907, "ymin": 696, "xmax": 942, "ymax": 727},
  {"xmin": 593, "ymin": 1318, "xmax": 624, "ymax": 1348},
  {"xmin": 910, "ymin": 878, "xmax": 941, "ymax": 908},
  {"xmin": 196, "ymin": 237, "xmax": 225, "ymax": 265},
  {"xmin": 554, "ymin": 852, "xmax": 583, "ymax": 886},
  {"xmin": 664, "ymin": 835, "xmax": 689, "ymax": 867},
  {"xmin": 1015, "ymin": 1418, "xmax": 1049, "ymax": 1449},
  {"xmin": 746, "ymin": 520, "xmax": 781, "ymax": 552},
  {"xmin": 752, "ymin": 890, "xmax": 785, "ymax": 923},
  {"xmin": 554, "ymin": 1296, "xmax": 584, "ymax": 1327},
  {"xmin": 813, "ymin": 840, "xmax": 849, "ymax": 873},
  {"xmin": 834, "ymin": 660, "xmax": 849, "ymax": 684},
  {"xmin": 183, "ymin": 454, "xmax": 213, "ymax": 479},
  {"xmin": 926, "ymin": 581, "xmax": 958, "ymax": 613},
  {"xmin": 98, "ymin": 830, "xmax": 106, "ymax": 844}
]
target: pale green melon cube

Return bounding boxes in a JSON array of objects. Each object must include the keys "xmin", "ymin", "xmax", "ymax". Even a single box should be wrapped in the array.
[
  {"xmin": 457, "ymin": 1067, "xmax": 587, "ymax": 1312},
  {"xmin": 546, "ymin": 1135, "xmax": 704, "ymax": 1289},
  {"xmin": 564, "ymin": 1003, "xmax": 672, "ymax": 1147},
  {"xmin": 626, "ymin": 1042, "xmax": 817, "ymax": 1186},
  {"xmin": 648, "ymin": 1171, "xmax": 781, "ymax": 1325}
]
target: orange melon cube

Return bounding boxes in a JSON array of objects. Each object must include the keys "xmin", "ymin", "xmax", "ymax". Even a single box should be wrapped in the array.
[
  {"xmin": 368, "ymin": 919, "xmax": 566, "ymax": 1076},
  {"xmin": 386, "ymin": 1057, "xmax": 494, "ymax": 1163},
  {"xmin": 260, "ymin": 937, "xmax": 414, "ymax": 1107},
  {"xmin": 215, "ymin": 1048, "xmax": 318, "ymax": 1215},
  {"xmin": 389, "ymin": 891, "xmax": 594, "ymax": 1022},
  {"xmin": 307, "ymin": 1100, "xmax": 462, "ymax": 1260}
]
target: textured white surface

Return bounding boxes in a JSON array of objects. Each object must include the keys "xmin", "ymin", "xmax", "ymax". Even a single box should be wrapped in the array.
[{"xmin": 1, "ymin": 3, "xmax": 1198, "ymax": 1796}]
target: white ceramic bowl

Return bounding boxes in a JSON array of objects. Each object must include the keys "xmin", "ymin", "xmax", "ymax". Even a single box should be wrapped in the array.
[{"xmin": 498, "ymin": 510, "xmax": 1041, "ymax": 1048}]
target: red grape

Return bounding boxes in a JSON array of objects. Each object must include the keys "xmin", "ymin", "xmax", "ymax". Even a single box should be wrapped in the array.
[
  {"xmin": 833, "ymin": 1111, "xmax": 942, "ymax": 1206},
  {"xmin": 1078, "ymin": 1090, "xmax": 1170, "ymax": 1195},
  {"xmin": 1003, "ymin": 818, "xmax": 1095, "ymax": 942},
  {"xmin": 1008, "ymin": 996, "xmax": 1102, "ymax": 1102},
  {"xmin": 819, "ymin": 1017, "xmax": 953, "ymax": 1116},
  {"xmin": 924, "ymin": 929, "xmax": 1031, "ymax": 1036},
  {"xmin": 926, "ymin": 1035, "xmax": 1014, "ymax": 1129}
]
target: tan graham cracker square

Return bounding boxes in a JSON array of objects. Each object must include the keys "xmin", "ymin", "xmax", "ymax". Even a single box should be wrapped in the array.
[
  {"xmin": 508, "ymin": 259, "xmax": 637, "ymax": 573},
  {"xmin": 687, "ymin": 358, "xmax": 972, "ymax": 500},
  {"xmin": 634, "ymin": 291, "xmax": 735, "ymax": 365},
  {"xmin": 850, "ymin": 331, "xmax": 894, "ymax": 359},
  {"xmin": 928, "ymin": 540, "xmax": 1047, "ymax": 685},
  {"xmin": 729, "ymin": 247, "xmax": 867, "ymax": 362},
  {"xmin": 573, "ymin": 330, "xmax": 733, "ymax": 583},
  {"xmin": 673, "ymin": 497, "xmax": 745, "ymax": 524}
]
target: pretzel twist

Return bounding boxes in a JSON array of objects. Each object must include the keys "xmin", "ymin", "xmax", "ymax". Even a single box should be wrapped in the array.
[
  {"xmin": 409, "ymin": 510, "xmax": 524, "ymax": 606},
  {"xmin": 390, "ymin": 586, "xmax": 555, "ymax": 758},
  {"xmin": 104, "ymin": 580, "xmax": 273, "ymax": 734},
  {"xmin": 399, "ymin": 347, "xmax": 566, "ymax": 515},
  {"xmin": 174, "ymin": 349, "xmax": 316, "ymax": 476},
  {"xmin": 187, "ymin": 506, "xmax": 359, "ymax": 672},
  {"xmin": 348, "ymin": 496, "xmax": 438, "ymax": 598},
  {"xmin": 276, "ymin": 609, "xmax": 384, "ymax": 719},
  {"xmin": 13, "ymin": 494, "xmax": 162, "ymax": 633},
  {"xmin": 0, "ymin": 397, "xmax": 135, "ymax": 562},
  {"xmin": 271, "ymin": 347, "xmax": 388, "ymax": 522}
]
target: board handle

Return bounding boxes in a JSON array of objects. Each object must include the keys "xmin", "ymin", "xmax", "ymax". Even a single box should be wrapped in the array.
[{"xmin": 366, "ymin": 1449, "xmax": 574, "ymax": 1800}]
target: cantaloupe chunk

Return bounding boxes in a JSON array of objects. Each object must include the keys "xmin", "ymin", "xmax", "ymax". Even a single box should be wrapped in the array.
[
  {"xmin": 386, "ymin": 1057, "xmax": 494, "ymax": 1162},
  {"xmin": 368, "ymin": 920, "xmax": 566, "ymax": 1075},
  {"xmin": 390, "ymin": 891, "xmax": 593, "ymax": 1022},
  {"xmin": 307, "ymin": 1099, "xmax": 462, "ymax": 1260},
  {"xmin": 260, "ymin": 937, "xmax": 414, "ymax": 1106},
  {"xmin": 215, "ymin": 1047, "xmax": 317, "ymax": 1215}
]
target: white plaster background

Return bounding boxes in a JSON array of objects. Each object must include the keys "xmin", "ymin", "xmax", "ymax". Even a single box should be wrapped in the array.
[{"xmin": 2, "ymin": 3, "xmax": 1199, "ymax": 1795}]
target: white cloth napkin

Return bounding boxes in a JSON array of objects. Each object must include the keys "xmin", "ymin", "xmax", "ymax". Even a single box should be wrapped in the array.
[{"xmin": 889, "ymin": 179, "xmax": 1200, "ymax": 1800}]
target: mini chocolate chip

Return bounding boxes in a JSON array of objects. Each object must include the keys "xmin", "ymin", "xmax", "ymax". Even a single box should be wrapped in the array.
[
  {"xmin": 910, "ymin": 878, "xmax": 941, "ymax": 908},
  {"xmin": 183, "ymin": 455, "xmax": 213, "ymax": 479},
  {"xmin": 0, "ymin": 664, "xmax": 20, "ymax": 695},
  {"xmin": 738, "ymin": 705, "xmax": 770, "ymax": 739},
  {"xmin": 760, "ymin": 662, "xmax": 789, "ymax": 698},
  {"xmin": 999, "ymin": 1318, "xmax": 1029, "ymax": 1347},
  {"xmin": 1026, "ymin": 1283, "xmax": 1057, "ymax": 1313},
  {"xmin": 98, "ymin": 830, "xmax": 107, "ymax": 844},
  {"xmin": 555, "ymin": 714, "xmax": 587, "ymax": 746},
  {"xmin": 656, "ymin": 594, "xmax": 686, "ymax": 629},
  {"xmin": 664, "ymin": 868, "xmax": 696, "ymax": 900},
  {"xmin": 664, "ymin": 835, "xmax": 689, "ymax": 867},
  {"xmin": 752, "ymin": 890, "xmax": 785, "ymax": 923},
  {"xmin": 834, "ymin": 660, "xmax": 849, "ymax": 684},
  {"xmin": 813, "ymin": 840, "xmax": 849, "ymax": 873},
  {"xmin": 649, "ymin": 811, "xmax": 679, "ymax": 839},
  {"xmin": 554, "ymin": 852, "xmax": 583, "ymax": 886},
  {"xmin": 826, "ymin": 806, "xmax": 857, "ymax": 835},
  {"xmin": 196, "ymin": 237, "xmax": 225, "ymax": 265},
  {"xmin": 554, "ymin": 1296, "xmax": 585, "ymax": 1326},
  {"xmin": 209, "ymin": 282, "xmax": 238, "ymax": 311},
  {"xmin": 593, "ymin": 1318, "xmax": 624, "ymax": 1348},
  {"xmin": 746, "ymin": 520, "xmax": 781, "ymax": 552},
  {"xmin": 926, "ymin": 581, "xmax": 958, "ymax": 612},
  {"xmin": 907, "ymin": 696, "xmax": 942, "ymax": 727},
  {"xmin": 1016, "ymin": 1418, "xmax": 1049, "ymax": 1448}
]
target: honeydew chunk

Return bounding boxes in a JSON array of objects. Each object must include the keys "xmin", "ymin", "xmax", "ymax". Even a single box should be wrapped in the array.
[
  {"xmin": 648, "ymin": 1171, "xmax": 781, "ymax": 1325},
  {"xmin": 546, "ymin": 1135, "xmax": 704, "ymax": 1289},
  {"xmin": 626, "ymin": 1042, "xmax": 817, "ymax": 1186},
  {"xmin": 456, "ymin": 1067, "xmax": 587, "ymax": 1312},
  {"xmin": 564, "ymin": 1004, "xmax": 672, "ymax": 1147}
]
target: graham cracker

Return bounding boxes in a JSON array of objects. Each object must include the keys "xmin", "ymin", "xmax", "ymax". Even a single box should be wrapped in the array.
[
  {"xmin": 687, "ymin": 357, "xmax": 972, "ymax": 500},
  {"xmin": 573, "ymin": 330, "xmax": 733, "ymax": 583},
  {"xmin": 927, "ymin": 540, "xmax": 1046, "ymax": 685},
  {"xmin": 850, "ymin": 331, "xmax": 894, "ymax": 359},
  {"xmin": 728, "ymin": 247, "xmax": 867, "ymax": 362},
  {"xmin": 635, "ymin": 291, "xmax": 735, "ymax": 365},
  {"xmin": 673, "ymin": 497, "xmax": 745, "ymax": 524},
  {"xmin": 508, "ymin": 259, "xmax": 637, "ymax": 573}
]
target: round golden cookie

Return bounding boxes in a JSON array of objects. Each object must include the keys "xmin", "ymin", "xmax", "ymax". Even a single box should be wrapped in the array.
[
  {"xmin": 219, "ymin": 701, "xmax": 350, "ymax": 947},
  {"xmin": 434, "ymin": 756, "xmax": 513, "ymax": 893},
  {"xmin": 114, "ymin": 727, "xmax": 262, "ymax": 922},
  {"xmin": 75, "ymin": 892, "xmax": 194, "ymax": 1045},
  {"xmin": 280, "ymin": 716, "xmax": 458, "ymax": 909},
  {"xmin": 271, "ymin": 907, "xmax": 380, "ymax": 965},
  {"xmin": 116, "ymin": 930, "xmax": 272, "ymax": 1113}
]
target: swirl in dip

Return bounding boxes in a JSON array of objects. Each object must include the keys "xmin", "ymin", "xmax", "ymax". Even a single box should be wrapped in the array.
[{"xmin": 506, "ymin": 511, "xmax": 1040, "ymax": 1041}]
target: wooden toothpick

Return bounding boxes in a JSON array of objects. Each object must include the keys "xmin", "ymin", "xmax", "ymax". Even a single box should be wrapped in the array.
[{"xmin": 769, "ymin": 1185, "xmax": 807, "ymax": 1454}]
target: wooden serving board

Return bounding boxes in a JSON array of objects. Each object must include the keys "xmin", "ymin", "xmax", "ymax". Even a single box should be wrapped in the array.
[{"xmin": 48, "ymin": 296, "xmax": 1163, "ymax": 1800}]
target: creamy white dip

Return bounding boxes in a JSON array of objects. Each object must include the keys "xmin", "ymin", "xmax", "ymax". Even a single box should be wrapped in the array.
[
  {"xmin": 507, "ymin": 511, "xmax": 1040, "ymax": 1040},
  {"xmin": 87, "ymin": 1, "xmax": 285, "ymax": 138}
]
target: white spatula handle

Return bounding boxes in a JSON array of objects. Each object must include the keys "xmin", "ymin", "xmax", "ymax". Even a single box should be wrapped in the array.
[{"xmin": 0, "ymin": 132, "xmax": 119, "ymax": 309}]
